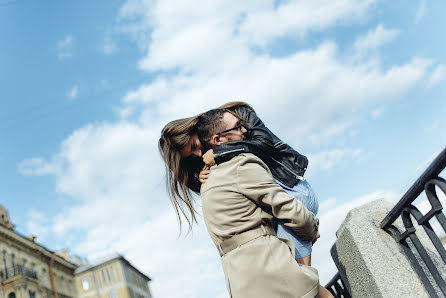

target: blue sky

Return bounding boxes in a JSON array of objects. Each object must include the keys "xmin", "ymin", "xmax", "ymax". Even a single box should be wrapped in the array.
[{"xmin": 1, "ymin": 1, "xmax": 446, "ymax": 297}]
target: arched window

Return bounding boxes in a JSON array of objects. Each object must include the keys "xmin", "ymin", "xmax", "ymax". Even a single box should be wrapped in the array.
[{"xmin": 8, "ymin": 292, "xmax": 16, "ymax": 298}]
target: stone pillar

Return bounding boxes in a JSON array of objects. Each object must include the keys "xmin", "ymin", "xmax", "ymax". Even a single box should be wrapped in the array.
[{"xmin": 332, "ymin": 199, "xmax": 446, "ymax": 297}]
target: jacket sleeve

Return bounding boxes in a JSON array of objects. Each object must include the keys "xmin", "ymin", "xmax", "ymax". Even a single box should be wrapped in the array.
[
  {"xmin": 235, "ymin": 155, "xmax": 319, "ymax": 241},
  {"xmin": 213, "ymin": 106, "xmax": 277, "ymax": 164}
]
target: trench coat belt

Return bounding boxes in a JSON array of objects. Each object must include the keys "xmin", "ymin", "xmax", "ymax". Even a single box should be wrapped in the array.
[{"xmin": 217, "ymin": 225, "xmax": 275, "ymax": 257}]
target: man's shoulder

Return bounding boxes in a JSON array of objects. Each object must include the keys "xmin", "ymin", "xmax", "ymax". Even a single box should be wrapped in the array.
[
  {"xmin": 215, "ymin": 152, "xmax": 266, "ymax": 167},
  {"xmin": 218, "ymin": 153, "xmax": 271, "ymax": 177},
  {"xmin": 235, "ymin": 153, "xmax": 268, "ymax": 166}
]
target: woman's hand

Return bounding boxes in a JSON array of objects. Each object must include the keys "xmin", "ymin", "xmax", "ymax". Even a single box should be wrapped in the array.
[
  {"xmin": 199, "ymin": 166, "xmax": 211, "ymax": 183},
  {"xmin": 202, "ymin": 149, "xmax": 215, "ymax": 166}
]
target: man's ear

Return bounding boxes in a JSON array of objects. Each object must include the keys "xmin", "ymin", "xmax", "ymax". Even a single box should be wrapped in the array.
[{"xmin": 210, "ymin": 134, "xmax": 222, "ymax": 146}]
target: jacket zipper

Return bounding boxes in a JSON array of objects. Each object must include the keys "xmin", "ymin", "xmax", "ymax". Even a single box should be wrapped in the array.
[
  {"xmin": 214, "ymin": 148, "xmax": 246, "ymax": 158},
  {"xmin": 271, "ymin": 156, "xmax": 304, "ymax": 180}
]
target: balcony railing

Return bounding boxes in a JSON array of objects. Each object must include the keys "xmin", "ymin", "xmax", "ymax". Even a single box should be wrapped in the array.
[
  {"xmin": 380, "ymin": 146, "xmax": 446, "ymax": 298},
  {"xmin": 0, "ymin": 265, "xmax": 38, "ymax": 281}
]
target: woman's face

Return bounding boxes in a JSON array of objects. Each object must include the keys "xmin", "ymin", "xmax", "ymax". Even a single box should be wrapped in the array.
[{"xmin": 180, "ymin": 133, "xmax": 203, "ymax": 158}]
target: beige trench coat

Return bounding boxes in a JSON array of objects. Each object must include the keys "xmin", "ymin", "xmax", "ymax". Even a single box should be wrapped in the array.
[{"xmin": 201, "ymin": 153, "xmax": 320, "ymax": 298}]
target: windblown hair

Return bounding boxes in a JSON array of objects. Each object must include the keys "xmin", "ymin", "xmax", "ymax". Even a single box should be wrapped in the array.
[{"xmin": 159, "ymin": 101, "xmax": 255, "ymax": 231}]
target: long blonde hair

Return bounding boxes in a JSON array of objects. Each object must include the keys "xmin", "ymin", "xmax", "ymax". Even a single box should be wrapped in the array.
[{"xmin": 159, "ymin": 101, "xmax": 254, "ymax": 230}]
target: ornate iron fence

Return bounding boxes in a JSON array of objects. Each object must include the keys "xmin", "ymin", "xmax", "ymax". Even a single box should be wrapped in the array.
[
  {"xmin": 325, "ymin": 272, "xmax": 351, "ymax": 298},
  {"xmin": 0, "ymin": 265, "xmax": 38, "ymax": 281},
  {"xmin": 380, "ymin": 146, "xmax": 446, "ymax": 297}
]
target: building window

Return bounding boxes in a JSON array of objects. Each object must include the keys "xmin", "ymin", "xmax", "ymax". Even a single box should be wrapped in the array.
[
  {"xmin": 11, "ymin": 255, "xmax": 16, "ymax": 275},
  {"xmin": 111, "ymin": 267, "xmax": 117, "ymax": 281},
  {"xmin": 8, "ymin": 293, "xmax": 16, "ymax": 298},
  {"xmin": 29, "ymin": 291, "xmax": 35, "ymax": 298},
  {"xmin": 106, "ymin": 268, "xmax": 111, "ymax": 282},
  {"xmin": 41, "ymin": 269, "xmax": 48, "ymax": 286},
  {"xmin": 82, "ymin": 277, "xmax": 92, "ymax": 291},
  {"xmin": 69, "ymin": 280, "xmax": 75, "ymax": 295},
  {"xmin": 102, "ymin": 270, "xmax": 107, "ymax": 284},
  {"xmin": 109, "ymin": 289, "xmax": 118, "ymax": 298},
  {"xmin": 3, "ymin": 251, "xmax": 8, "ymax": 279},
  {"xmin": 22, "ymin": 260, "xmax": 27, "ymax": 274},
  {"xmin": 61, "ymin": 278, "xmax": 66, "ymax": 293}
]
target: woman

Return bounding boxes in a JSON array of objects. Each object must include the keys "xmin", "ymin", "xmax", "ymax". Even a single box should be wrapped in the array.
[{"xmin": 159, "ymin": 102, "xmax": 332, "ymax": 298}]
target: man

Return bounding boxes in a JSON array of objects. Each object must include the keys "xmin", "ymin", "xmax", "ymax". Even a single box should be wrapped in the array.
[{"xmin": 197, "ymin": 109, "xmax": 320, "ymax": 298}]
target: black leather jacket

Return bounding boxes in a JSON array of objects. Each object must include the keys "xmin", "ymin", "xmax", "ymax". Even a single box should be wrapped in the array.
[{"xmin": 213, "ymin": 105, "xmax": 308, "ymax": 188}]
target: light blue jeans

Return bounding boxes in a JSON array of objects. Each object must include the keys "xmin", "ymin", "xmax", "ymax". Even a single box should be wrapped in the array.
[{"xmin": 274, "ymin": 179, "xmax": 319, "ymax": 259}]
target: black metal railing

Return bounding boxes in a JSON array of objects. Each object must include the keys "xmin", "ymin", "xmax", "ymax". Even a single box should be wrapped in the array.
[
  {"xmin": 0, "ymin": 265, "xmax": 38, "ymax": 281},
  {"xmin": 380, "ymin": 146, "xmax": 446, "ymax": 298},
  {"xmin": 325, "ymin": 272, "xmax": 351, "ymax": 298}
]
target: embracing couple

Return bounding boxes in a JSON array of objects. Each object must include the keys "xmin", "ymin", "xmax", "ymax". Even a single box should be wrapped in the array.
[{"xmin": 159, "ymin": 102, "xmax": 333, "ymax": 298}]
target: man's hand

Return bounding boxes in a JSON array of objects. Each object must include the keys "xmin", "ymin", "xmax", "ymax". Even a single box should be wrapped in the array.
[
  {"xmin": 199, "ymin": 166, "xmax": 211, "ymax": 183},
  {"xmin": 312, "ymin": 231, "xmax": 320, "ymax": 246},
  {"xmin": 202, "ymin": 149, "xmax": 215, "ymax": 166}
]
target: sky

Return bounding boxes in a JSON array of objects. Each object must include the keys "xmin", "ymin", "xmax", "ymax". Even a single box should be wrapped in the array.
[{"xmin": 1, "ymin": 0, "xmax": 446, "ymax": 297}]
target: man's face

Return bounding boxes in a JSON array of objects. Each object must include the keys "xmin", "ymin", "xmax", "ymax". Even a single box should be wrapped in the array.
[{"xmin": 209, "ymin": 112, "xmax": 247, "ymax": 147}]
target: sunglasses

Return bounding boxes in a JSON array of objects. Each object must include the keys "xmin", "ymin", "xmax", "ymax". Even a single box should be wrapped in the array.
[{"xmin": 216, "ymin": 123, "xmax": 243, "ymax": 135}]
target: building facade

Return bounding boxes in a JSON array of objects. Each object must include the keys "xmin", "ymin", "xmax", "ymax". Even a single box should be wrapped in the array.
[
  {"xmin": 75, "ymin": 254, "xmax": 152, "ymax": 298},
  {"xmin": 0, "ymin": 205, "xmax": 78, "ymax": 298}
]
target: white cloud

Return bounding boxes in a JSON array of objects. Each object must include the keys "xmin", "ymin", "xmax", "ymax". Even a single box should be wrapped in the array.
[
  {"xmin": 103, "ymin": 33, "xmax": 118, "ymax": 55},
  {"xmin": 25, "ymin": 210, "xmax": 51, "ymax": 242},
  {"xmin": 18, "ymin": 157, "xmax": 61, "ymax": 176},
  {"xmin": 415, "ymin": 0, "xmax": 427, "ymax": 24},
  {"xmin": 67, "ymin": 85, "xmax": 79, "ymax": 100},
  {"xmin": 122, "ymin": 43, "xmax": 433, "ymax": 148},
  {"xmin": 306, "ymin": 148, "xmax": 362, "ymax": 177},
  {"xmin": 239, "ymin": 0, "xmax": 376, "ymax": 46},
  {"xmin": 115, "ymin": 2, "xmax": 432, "ymax": 153},
  {"xmin": 56, "ymin": 35, "xmax": 74, "ymax": 60},
  {"xmin": 371, "ymin": 106, "xmax": 385, "ymax": 118},
  {"xmin": 353, "ymin": 24, "xmax": 399, "ymax": 56},
  {"xmin": 426, "ymin": 64, "xmax": 446, "ymax": 88},
  {"xmin": 412, "ymin": 149, "xmax": 442, "ymax": 177},
  {"xmin": 121, "ymin": 0, "xmax": 377, "ymax": 73},
  {"xmin": 119, "ymin": 0, "xmax": 376, "ymax": 60}
]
